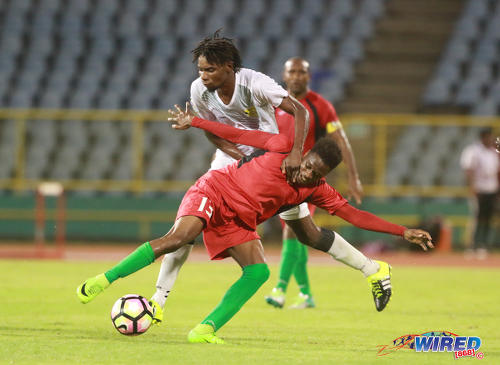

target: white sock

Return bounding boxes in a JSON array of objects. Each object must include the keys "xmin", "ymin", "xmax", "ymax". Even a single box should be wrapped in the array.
[
  {"xmin": 327, "ymin": 232, "xmax": 379, "ymax": 277},
  {"xmin": 151, "ymin": 244, "xmax": 192, "ymax": 308}
]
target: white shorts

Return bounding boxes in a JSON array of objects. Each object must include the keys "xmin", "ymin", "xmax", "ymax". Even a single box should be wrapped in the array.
[{"xmin": 278, "ymin": 202, "xmax": 310, "ymax": 221}]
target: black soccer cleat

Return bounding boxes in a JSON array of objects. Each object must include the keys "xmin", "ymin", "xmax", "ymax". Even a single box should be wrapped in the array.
[{"xmin": 366, "ymin": 261, "xmax": 392, "ymax": 312}]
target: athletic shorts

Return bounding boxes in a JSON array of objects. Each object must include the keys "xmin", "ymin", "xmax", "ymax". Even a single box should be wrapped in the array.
[{"xmin": 176, "ymin": 179, "xmax": 260, "ymax": 260}]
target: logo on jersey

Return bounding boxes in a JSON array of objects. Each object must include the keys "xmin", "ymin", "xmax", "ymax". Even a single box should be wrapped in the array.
[{"xmin": 243, "ymin": 106, "xmax": 258, "ymax": 117}]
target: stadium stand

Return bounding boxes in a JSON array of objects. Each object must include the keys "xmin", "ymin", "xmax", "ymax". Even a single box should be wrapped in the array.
[
  {"xmin": 0, "ymin": 0, "xmax": 498, "ymax": 246},
  {"xmin": 0, "ymin": 0, "xmax": 386, "ymax": 185},
  {"xmin": 422, "ymin": 0, "xmax": 500, "ymax": 115}
]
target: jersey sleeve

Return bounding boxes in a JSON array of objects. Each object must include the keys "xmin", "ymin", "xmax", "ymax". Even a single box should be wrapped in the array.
[
  {"xmin": 306, "ymin": 181, "xmax": 348, "ymax": 214},
  {"xmin": 335, "ymin": 204, "xmax": 406, "ymax": 236},
  {"xmin": 318, "ymin": 99, "xmax": 341, "ymax": 134},
  {"xmin": 251, "ymin": 72, "xmax": 288, "ymax": 108},
  {"xmin": 190, "ymin": 81, "xmax": 216, "ymax": 120},
  {"xmin": 191, "ymin": 117, "xmax": 292, "ymax": 152}
]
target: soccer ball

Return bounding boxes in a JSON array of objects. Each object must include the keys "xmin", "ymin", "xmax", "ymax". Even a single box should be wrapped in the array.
[{"xmin": 110, "ymin": 294, "xmax": 153, "ymax": 335}]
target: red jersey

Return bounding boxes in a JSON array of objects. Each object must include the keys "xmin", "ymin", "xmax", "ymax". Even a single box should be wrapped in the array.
[
  {"xmin": 275, "ymin": 90, "xmax": 339, "ymax": 153},
  {"xmin": 202, "ymin": 152, "xmax": 347, "ymax": 230},
  {"xmin": 189, "ymin": 117, "xmax": 406, "ymax": 238}
]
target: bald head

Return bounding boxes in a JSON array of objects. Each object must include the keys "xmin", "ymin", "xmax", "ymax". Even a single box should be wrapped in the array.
[
  {"xmin": 283, "ymin": 57, "xmax": 311, "ymax": 99},
  {"xmin": 284, "ymin": 57, "xmax": 310, "ymax": 72}
]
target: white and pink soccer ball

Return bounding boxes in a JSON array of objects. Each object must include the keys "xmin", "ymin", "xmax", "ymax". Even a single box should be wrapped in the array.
[{"xmin": 111, "ymin": 294, "xmax": 153, "ymax": 335}]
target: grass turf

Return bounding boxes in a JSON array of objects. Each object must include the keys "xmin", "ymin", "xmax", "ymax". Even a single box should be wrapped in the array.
[{"xmin": 0, "ymin": 259, "xmax": 498, "ymax": 364}]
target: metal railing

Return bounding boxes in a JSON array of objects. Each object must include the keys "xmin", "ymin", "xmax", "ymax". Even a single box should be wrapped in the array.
[{"xmin": 1, "ymin": 108, "xmax": 498, "ymax": 197}]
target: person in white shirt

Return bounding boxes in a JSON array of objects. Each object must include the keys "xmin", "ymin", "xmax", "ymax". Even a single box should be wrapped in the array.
[
  {"xmin": 150, "ymin": 33, "xmax": 390, "ymax": 333},
  {"xmin": 460, "ymin": 128, "xmax": 499, "ymax": 253},
  {"xmin": 150, "ymin": 31, "xmax": 309, "ymax": 317}
]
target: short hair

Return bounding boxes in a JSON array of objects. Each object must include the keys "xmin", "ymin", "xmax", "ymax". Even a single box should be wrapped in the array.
[
  {"xmin": 191, "ymin": 30, "xmax": 242, "ymax": 72},
  {"xmin": 310, "ymin": 137, "xmax": 343, "ymax": 170}
]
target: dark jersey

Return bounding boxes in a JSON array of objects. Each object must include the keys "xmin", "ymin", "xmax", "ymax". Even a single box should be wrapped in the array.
[{"xmin": 276, "ymin": 90, "xmax": 340, "ymax": 153}]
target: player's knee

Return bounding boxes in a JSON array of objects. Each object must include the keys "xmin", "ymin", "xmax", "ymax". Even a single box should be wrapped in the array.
[
  {"xmin": 244, "ymin": 263, "xmax": 270, "ymax": 286},
  {"xmin": 154, "ymin": 233, "xmax": 189, "ymax": 255},
  {"xmin": 313, "ymin": 228, "xmax": 335, "ymax": 252},
  {"xmin": 257, "ymin": 264, "xmax": 270, "ymax": 285}
]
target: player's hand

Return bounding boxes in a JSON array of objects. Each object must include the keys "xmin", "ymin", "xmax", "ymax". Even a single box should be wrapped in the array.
[
  {"xmin": 168, "ymin": 102, "xmax": 194, "ymax": 130},
  {"xmin": 495, "ymin": 137, "xmax": 500, "ymax": 153},
  {"xmin": 403, "ymin": 229, "xmax": 434, "ymax": 251},
  {"xmin": 347, "ymin": 175, "xmax": 363, "ymax": 204},
  {"xmin": 281, "ymin": 149, "xmax": 302, "ymax": 183}
]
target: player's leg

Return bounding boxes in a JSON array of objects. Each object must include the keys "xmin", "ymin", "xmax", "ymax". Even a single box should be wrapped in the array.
[
  {"xmin": 265, "ymin": 223, "xmax": 298, "ymax": 307},
  {"xmin": 474, "ymin": 193, "xmax": 495, "ymax": 258},
  {"xmin": 290, "ymin": 241, "xmax": 316, "ymax": 309},
  {"xmin": 188, "ymin": 239, "xmax": 270, "ymax": 344},
  {"xmin": 285, "ymin": 216, "xmax": 392, "ymax": 311},
  {"xmin": 77, "ymin": 216, "xmax": 204, "ymax": 304},
  {"xmin": 265, "ymin": 203, "xmax": 310, "ymax": 308},
  {"xmin": 289, "ymin": 203, "xmax": 316, "ymax": 308},
  {"xmin": 150, "ymin": 243, "xmax": 193, "ymax": 310}
]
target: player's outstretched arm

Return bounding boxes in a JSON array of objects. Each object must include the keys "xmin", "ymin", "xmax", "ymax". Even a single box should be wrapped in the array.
[
  {"xmin": 278, "ymin": 96, "xmax": 309, "ymax": 183},
  {"xmin": 168, "ymin": 103, "xmax": 292, "ymax": 153},
  {"xmin": 329, "ymin": 126, "xmax": 363, "ymax": 204},
  {"xmin": 335, "ymin": 204, "xmax": 434, "ymax": 251}
]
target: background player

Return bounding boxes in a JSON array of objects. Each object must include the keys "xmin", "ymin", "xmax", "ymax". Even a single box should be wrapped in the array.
[
  {"xmin": 460, "ymin": 128, "xmax": 499, "ymax": 258},
  {"xmin": 149, "ymin": 31, "xmax": 309, "ymax": 315},
  {"xmin": 266, "ymin": 57, "xmax": 363, "ymax": 309},
  {"xmin": 77, "ymin": 108, "xmax": 433, "ymax": 344}
]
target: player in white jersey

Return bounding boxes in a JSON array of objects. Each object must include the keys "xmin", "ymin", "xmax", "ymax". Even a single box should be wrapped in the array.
[
  {"xmin": 150, "ymin": 33, "xmax": 394, "ymax": 333},
  {"xmin": 190, "ymin": 67, "xmax": 291, "ymax": 170},
  {"xmin": 150, "ymin": 31, "xmax": 309, "ymax": 320}
]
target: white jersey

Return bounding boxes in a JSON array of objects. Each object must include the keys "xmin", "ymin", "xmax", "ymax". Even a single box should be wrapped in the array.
[
  {"xmin": 460, "ymin": 142, "xmax": 499, "ymax": 193},
  {"xmin": 190, "ymin": 68, "xmax": 288, "ymax": 170}
]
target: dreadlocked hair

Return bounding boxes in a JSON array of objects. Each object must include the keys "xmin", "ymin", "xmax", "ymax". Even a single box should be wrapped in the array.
[
  {"xmin": 310, "ymin": 137, "xmax": 343, "ymax": 170},
  {"xmin": 191, "ymin": 29, "xmax": 242, "ymax": 72}
]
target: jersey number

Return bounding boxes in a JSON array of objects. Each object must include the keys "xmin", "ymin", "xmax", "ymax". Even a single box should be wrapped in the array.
[{"xmin": 198, "ymin": 197, "xmax": 214, "ymax": 218}]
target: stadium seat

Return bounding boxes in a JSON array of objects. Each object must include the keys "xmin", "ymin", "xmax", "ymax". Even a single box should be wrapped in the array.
[
  {"xmin": 0, "ymin": 0, "xmax": 394, "ymax": 195},
  {"xmin": 471, "ymin": 96, "xmax": 498, "ymax": 115},
  {"xmin": 455, "ymin": 79, "xmax": 483, "ymax": 107}
]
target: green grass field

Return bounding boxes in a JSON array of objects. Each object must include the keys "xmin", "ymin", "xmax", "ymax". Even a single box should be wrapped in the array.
[{"xmin": 1, "ymin": 259, "xmax": 499, "ymax": 364}]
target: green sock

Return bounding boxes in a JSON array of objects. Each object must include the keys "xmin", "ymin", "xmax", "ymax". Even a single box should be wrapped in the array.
[
  {"xmin": 293, "ymin": 243, "xmax": 312, "ymax": 296},
  {"xmin": 276, "ymin": 238, "xmax": 300, "ymax": 292},
  {"xmin": 104, "ymin": 242, "xmax": 156, "ymax": 283},
  {"xmin": 201, "ymin": 263, "xmax": 269, "ymax": 331}
]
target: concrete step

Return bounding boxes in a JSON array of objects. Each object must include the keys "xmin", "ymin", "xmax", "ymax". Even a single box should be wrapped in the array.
[
  {"xmin": 347, "ymin": 83, "xmax": 422, "ymax": 98},
  {"xmin": 387, "ymin": 0, "xmax": 464, "ymax": 13},
  {"xmin": 366, "ymin": 50, "xmax": 441, "ymax": 62},
  {"xmin": 366, "ymin": 36, "xmax": 449, "ymax": 54},
  {"xmin": 357, "ymin": 61, "xmax": 431, "ymax": 79},
  {"xmin": 377, "ymin": 20, "xmax": 453, "ymax": 36},
  {"xmin": 339, "ymin": 100, "xmax": 418, "ymax": 114}
]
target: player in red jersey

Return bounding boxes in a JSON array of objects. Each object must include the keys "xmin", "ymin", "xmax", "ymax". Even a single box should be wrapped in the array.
[
  {"xmin": 267, "ymin": 57, "xmax": 363, "ymax": 309},
  {"xmin": 76, "ymin": 105, "xmax": 433, "ymax": 344}
]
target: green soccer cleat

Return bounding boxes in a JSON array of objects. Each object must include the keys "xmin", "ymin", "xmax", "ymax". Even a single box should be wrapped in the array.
[
  {"xmin": 265, "ymin": 287, "xmax": 285, "ymax": 308},
  {"xmin": 149, "ymin": 299, "xmax": 163, "ymax": 325},
  {"xmin": 187, "ymin": 324, "xmax": 225, "ymax": 344},
  {"xmin": 289, "ymin": 292, "xmax": 316, "ymax": 309},
  {"xmin": 366, "ymin": 260, "xmax": 392, "ymax": 312},
  {"xmin": 76, "ymin": 273, "xmax": 110, "ymax": 304}
]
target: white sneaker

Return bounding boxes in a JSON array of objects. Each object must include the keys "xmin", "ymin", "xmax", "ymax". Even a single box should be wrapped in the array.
[{"xmin": 265, "ymin": 288, "xmax": 285, "ymax": 308}]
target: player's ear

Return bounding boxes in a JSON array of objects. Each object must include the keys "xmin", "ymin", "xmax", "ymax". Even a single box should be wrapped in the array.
[{"xmin": 224, "ymin": 61, "xmax": 234, "ymax": 72}]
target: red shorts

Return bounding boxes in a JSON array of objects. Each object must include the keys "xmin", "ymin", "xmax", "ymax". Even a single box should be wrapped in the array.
[
  {"xmin": 279, "ymin": 202, "xmax": 317, "ymax": 228},
  {"xmin": 176, "ymin": 179, "xmax": 260, "ymax": 260}
]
